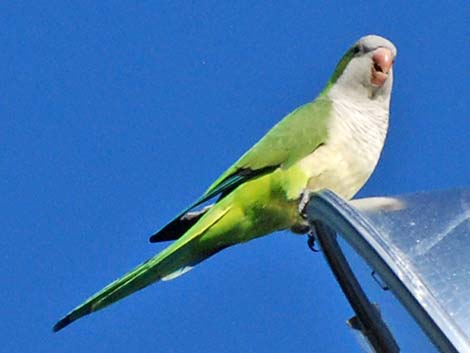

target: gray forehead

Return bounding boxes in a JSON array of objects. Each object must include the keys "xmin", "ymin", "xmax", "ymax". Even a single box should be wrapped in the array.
[{"xmin": 356, "ymin": 34, "xmax": 397, "ymax": 56}]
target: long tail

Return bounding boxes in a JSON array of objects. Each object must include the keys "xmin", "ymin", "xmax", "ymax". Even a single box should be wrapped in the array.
[{"xmin": 53, "ymin": 206, "xmax": 231, "ymax": 332}]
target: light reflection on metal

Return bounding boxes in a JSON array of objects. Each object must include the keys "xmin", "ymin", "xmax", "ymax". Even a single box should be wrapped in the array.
[{"xmin": 307, "ymin": 189, "xmax": 470, "ymax": 353}]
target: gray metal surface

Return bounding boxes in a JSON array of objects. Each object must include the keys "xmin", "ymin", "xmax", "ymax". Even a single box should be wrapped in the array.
[{"xmin": 307, "ymin": 189, "xmax": 470, "ymax": 353}]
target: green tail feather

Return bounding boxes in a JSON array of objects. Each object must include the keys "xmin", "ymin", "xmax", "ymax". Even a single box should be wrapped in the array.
[
  {"xmin": 53, "ymin": 255, "xmax": 162, "ymax": 332},
  {"xmin": 53, "ymin": 241, "xmax": 204, "ymax": 332},
  {"xmin": 53, "ymin": 206, "xmax": 231, "ymax": 332}
]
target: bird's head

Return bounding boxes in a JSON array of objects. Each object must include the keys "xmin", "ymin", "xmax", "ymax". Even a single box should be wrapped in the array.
[{"xmin": 326, "ymin": 35, "xmax": 397, "ymax": 101}]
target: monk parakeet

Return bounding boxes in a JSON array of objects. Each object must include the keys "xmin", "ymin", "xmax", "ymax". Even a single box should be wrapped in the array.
[{"xmin": 54, "ymin": 34, "xmax": 397, "ymax": 331}]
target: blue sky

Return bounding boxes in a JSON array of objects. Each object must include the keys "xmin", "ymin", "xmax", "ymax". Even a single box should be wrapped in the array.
[{"xmin": 2, "ymin": 2, "xmax": 468, "ymax": 352}]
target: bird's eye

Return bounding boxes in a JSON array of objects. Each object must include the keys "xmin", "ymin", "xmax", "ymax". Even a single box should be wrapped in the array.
[{"xmin": 352, "ymin": 45, "xmax": 361, "ymax": 55}]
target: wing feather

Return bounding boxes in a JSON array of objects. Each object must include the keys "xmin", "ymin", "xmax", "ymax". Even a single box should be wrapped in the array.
[{"xmin": 149, "ymin": 98, "xmax": 331, "ymax": 243}]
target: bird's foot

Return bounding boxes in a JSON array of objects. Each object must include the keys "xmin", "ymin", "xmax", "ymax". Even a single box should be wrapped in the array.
[{"xmin": 307, "ymin": 226, "xmax": 320, "ymax": 252}]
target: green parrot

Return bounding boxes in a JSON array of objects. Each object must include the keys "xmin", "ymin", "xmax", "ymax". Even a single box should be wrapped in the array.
[{"xmin": 53, "ymin": 34, "xmax": 397, "ymax": 331}]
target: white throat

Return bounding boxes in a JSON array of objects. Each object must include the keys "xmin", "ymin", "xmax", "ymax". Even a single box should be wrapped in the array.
[
  {"xmin": 298, "ymin": 83, "xmax": 391, "ymax": 200},
  {"xmin": 327, "ymin": 81, "xmax": 390, "ymax": 159},
  {"xmin": 325, "ymin": 81, "xmax": 390, "ymax": 198}
]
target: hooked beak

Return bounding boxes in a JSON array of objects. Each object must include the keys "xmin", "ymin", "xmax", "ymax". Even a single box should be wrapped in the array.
[{"xmin": 371, "ymin": 47, "xmax": 394, "ymax": 87}]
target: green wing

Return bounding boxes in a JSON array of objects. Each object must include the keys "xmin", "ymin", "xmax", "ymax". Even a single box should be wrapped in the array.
[
  {"xmin": 206, "ymin": 98, "xmax": 331, "ymax": 193},
  {"xmin": 149, "ymin": 97, "xmax": 331, "ymax": 242}
]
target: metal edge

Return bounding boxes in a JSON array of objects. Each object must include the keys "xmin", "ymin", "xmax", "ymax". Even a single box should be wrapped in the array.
[
  {"xmin": 313, "ymin": 220, "xmax": 400, "ymax": 353},
  {"xmin": 307, "ymin": 190, "xmax": 462, "ymax": 353}
]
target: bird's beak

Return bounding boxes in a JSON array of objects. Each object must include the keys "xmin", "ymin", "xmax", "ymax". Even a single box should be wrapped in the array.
[{"xmin": 371, "ymin": 47, "xmax": 394, "ymax": 87}]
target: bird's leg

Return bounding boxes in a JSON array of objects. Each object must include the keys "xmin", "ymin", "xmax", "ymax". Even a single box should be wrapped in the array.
[
  {"xmin": 297, "ymin": 189, "xmax": 312, "ymax": 218},
  {"xmin": 294, "ymin": 189, "xmax": 321, "ymax": 252},
  {"xmin": 290, "ymin": 189, "xmax": 312, "ymax": 234},
  {"xmin": 291, "ymin": 189, "xmax": 320, "ymax": 254},
  {"xmin": 290, "ymin": 222, "xmax": 310, "ymax": 234}
]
